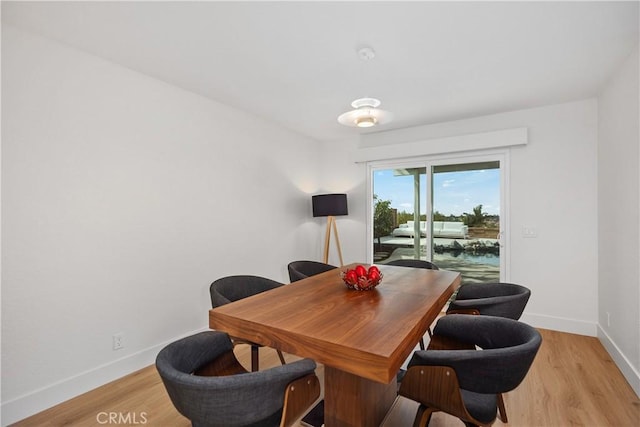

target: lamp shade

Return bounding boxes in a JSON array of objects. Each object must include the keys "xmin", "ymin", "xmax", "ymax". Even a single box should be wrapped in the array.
[{"xmin": 312, "ymin": 194, "xmax": 348, "ymax": 217}]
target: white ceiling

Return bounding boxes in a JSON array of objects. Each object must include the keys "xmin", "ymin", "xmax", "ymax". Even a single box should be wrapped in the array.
[{"xmin": 2, "ymin": 1, "xmax": 638, "ymax": 141}]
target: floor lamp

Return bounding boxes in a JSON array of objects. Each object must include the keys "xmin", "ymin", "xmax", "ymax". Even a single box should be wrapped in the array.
[{"xmin": 312, "ymin": 193, "xmax": 348, "ymax": 266}]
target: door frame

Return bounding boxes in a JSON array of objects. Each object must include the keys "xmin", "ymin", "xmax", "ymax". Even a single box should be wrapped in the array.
[{"xmin": 366, "ymin": 149, "xmax": 510, "ymax": 282}]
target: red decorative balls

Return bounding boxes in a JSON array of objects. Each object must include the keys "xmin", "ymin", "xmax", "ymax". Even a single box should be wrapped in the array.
[{"xmin": 341, "ymin": 265, "xmax": 383, "ymax": 291}]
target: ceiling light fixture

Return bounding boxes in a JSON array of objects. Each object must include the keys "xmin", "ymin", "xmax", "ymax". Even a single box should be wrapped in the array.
[
  {"xmin": 338, "ymin": 97, "xmax": 392, "ymax": 128},
  {"xmin": 337, "ymin": 47, "xmax": 393, "ymax": 129}
]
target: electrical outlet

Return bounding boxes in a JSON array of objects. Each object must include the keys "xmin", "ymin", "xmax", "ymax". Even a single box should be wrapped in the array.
[
  {"xmin": 113, "ymin": 333, "xmax": 124, "ymax": 350},
  {"xmin": 606, "ymin": 312, "xmax": 611, "ymax": 327}
]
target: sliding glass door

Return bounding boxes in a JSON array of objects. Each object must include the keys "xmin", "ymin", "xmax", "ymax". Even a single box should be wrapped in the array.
[{"xmin": 370, "ymin": 153, "xmax": 506, "ymax": 283}]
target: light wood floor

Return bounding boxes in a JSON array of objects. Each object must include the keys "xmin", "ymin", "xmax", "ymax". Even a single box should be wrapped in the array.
[{"xmin": 12, "ymin": 329, "xmax": 639, "ymax": 427}]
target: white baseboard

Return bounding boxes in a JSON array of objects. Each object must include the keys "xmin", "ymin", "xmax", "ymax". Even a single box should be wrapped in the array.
[
  {"xmin": 519, "ymin": 312, "xmax": 598, "ymax": 337},
  {"xmin": 1, "ymin": 327, "xmax": 207, "ymax": 426},
  {"xmin": 597, "ymin": 325, "xmax": 640, "ymax": 398}
]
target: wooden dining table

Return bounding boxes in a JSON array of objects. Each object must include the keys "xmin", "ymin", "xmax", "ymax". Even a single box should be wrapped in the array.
[{"xmin": 208, "ymin": 263, "xmax": 460, "ymax": 427}]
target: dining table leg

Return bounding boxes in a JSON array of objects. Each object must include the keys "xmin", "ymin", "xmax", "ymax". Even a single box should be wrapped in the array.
[{"xmin": 323, "ymin": 366, "xmax": 398, "ymax": 427}]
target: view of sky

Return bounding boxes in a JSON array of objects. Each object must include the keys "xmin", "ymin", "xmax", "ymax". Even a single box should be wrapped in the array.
[{"xmin": 373, "ymin": 168, "xmax": 500, "ymax": 216}]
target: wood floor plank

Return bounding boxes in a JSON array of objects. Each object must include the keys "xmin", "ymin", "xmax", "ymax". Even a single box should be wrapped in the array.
[{"xmin": 11, "ymin": 329, "xmax": 640, "ymax": 427}]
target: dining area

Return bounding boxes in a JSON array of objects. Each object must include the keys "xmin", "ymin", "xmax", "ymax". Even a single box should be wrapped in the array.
[{"xmin": 156, "ymin": 261, "xmax": 542, "ymax": 427}]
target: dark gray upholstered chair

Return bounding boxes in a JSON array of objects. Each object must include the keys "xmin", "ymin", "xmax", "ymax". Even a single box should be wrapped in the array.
[
  {"xmin": 387, "ymin": 259, "xmax": 440, "ymax": 270},
  {"xmin": 445, "ymin": 282, "xmax": 531, "ymax": 422},
  {"xmin": 156, "ymin": 331, "xmax": 320, "ymax": 427},
  {"xmin": 287, "ymin": 260, "xmax": 338, "ymax": 283},
  {"xmin": 398, "ymin": 314, "xmax": 541, "ymax": 427},
  {"xmin": 447, "ymin": 282, "xmax": 531, "ymax": 319},
  {"xmin": 210, "ymin": 275, "xmax": 287, "ymax": 372},
  {"xmin": 387, "ymin": 258, "xmax": 440, "ymax": 350}
]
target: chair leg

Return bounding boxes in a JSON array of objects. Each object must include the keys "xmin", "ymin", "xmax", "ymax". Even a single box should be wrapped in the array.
[
  {"xmin": 413, "ymin": 405, "xmax": 434, "ymax": 427},
  {"xmin": 497, "ymin": 393, "xmax": 508, "ymax": 423},
  {"xmin": 250, "ymin": 344, "xmax": 259, "ymax": 372},
  {"xmin": 277, "ymin": 349, "xmax": 287, "ymax": 365}
]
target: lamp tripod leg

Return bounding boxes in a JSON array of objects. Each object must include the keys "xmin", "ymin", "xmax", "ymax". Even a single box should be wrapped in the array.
[
  {"xmin": 323, "ymin": 217, "xmax": 332, "ymax": 264},
  {"xmin": 332, "ymin": 217, "xmax": 344, "ymax": 267},
  {"xmin": 323, "ymin": 216, "xmax": 344, "ymax": 266}
]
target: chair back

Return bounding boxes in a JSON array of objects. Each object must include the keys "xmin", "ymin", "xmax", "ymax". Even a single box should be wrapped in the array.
[
  {"xmin": 156, "ymin": 331, "xmax": 318, "ymax": 427},
  {"xmin": 287, "ymin": 260, "xmax": 337, "ymax": 283},
  {"xmin": 411, "ymin": 314, "xmax": 541, "ymax": 394},
  {"xmin": 447, "ymin": 282, "xmax": 530, "ymax": 319},
  {"xmin": 386, "ymin": 259, "xmax": 439, "ymax": 270},
  {"xmin": 210, "ymin": 275, "xmax": 284, "ymax": 308}
]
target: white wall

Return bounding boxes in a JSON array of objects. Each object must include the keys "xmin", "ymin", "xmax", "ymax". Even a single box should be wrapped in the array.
[
  {"xmin": 326, "ymin": 99, "xmax": 600, "ymax": 336},
  {"xmin": 1, "ymin": 26, "xmax": 323, "ymax": 424},
  {"xmin": 597, "ymin": 46, "xmax": 640, "ymax": 396}
]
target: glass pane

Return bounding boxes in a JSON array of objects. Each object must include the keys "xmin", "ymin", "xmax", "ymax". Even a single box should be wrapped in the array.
[
  {"xmin": 372, "ymin": 167, "xmax": 426, "ymax": 264},
  {"xmin": 431, "ymin": 162, "xmax": 500, "ymax": 283}
]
